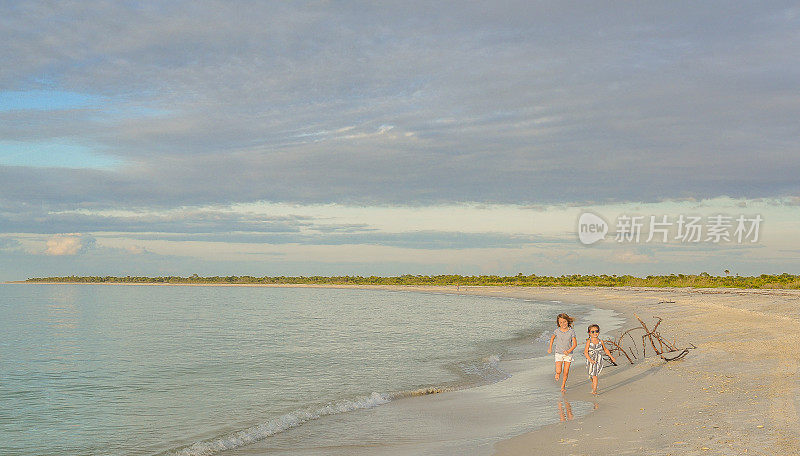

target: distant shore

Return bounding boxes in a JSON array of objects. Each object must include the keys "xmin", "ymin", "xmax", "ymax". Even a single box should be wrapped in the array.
[
  {"xmin": 14, "ymin": 272, "xmax": 800, "ymax": 289},
  {"xmin": 11, "ymin": 282, "xmax": 800, "ymax": 454}
]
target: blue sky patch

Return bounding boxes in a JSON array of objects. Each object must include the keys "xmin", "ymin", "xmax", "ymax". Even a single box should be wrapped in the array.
[
  {"xmin": 0, "ymin": 141, "xmax": 120, "ymax": 169},
  {"xmin": 0, "ymin": 90, "xmax": 100, "ymax": 111}
]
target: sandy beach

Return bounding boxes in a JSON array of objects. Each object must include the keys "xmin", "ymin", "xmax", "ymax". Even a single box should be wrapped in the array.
[
  {"xmin": 368, "ymin": 285, "xmax": 800, "ymax": 456},
  {"xmin": 254, "ymin": 284, "xmax": 799, "ymax": 456}
]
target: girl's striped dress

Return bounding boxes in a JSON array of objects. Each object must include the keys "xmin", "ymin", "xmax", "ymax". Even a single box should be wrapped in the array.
[{"xmin": 586, "ymin": 341, "xmax": 604, "ymax": 377}]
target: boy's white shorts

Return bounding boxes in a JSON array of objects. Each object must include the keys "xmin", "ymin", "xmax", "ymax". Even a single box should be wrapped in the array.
[{"xmin": 554, "ymin": 353, "xmax": 573, "ymax": 363}]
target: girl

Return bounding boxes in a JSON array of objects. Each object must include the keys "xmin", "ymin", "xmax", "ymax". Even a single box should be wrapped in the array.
[
  {"xmin": 547, "ymin": 313, "xmax": 577, "ymax": 392},
  {"xmin": 584, "ymin": 324, "xmax": 617, "ymax": 395}
]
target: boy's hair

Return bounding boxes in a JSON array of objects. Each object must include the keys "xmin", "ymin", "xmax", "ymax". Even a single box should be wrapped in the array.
[
  {"xmin": 587, "ymin": 324, "xmax": 600, "ymax": 333},
  {"xmin": 556, "ymin": 313, "xmax": 574, "ymax": 327}
]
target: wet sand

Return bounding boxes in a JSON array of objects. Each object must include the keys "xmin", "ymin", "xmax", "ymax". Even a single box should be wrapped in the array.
[{"xmin": 217, "ymin": 295, "xmax": 622, "ymax": 456}]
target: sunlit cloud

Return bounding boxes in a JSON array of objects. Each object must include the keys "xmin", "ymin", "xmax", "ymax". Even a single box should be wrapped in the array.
[{"xmin": 44, "ymin": 234, "xmax": 95, "ymax": 256}]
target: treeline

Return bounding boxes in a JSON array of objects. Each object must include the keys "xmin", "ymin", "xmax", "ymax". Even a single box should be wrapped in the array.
[{"xmin": 23, "ymin": 273, "xmax": 800, "ymax": 289}]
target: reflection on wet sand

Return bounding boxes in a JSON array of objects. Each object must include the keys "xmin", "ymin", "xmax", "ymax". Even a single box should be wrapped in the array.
[
  {"xmin": 557, "ymin": 396, "xmax": 599, "ymax": 421},
  {"xmin": 557, "ymin": 397, "xmax": 573, "ymax": 421}
]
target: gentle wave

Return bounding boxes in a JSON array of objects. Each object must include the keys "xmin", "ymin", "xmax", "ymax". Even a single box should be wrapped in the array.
[
  {"xmin": 457, "ymin": 354, "xmax": 510, "ymax": 383},
  {"xmin": 165, "ymin": 354, "xmax": 508, "ymax": 456},
  {"xmin": 167, "ymin": 392, "xmax": 392, "ymax": 456}
]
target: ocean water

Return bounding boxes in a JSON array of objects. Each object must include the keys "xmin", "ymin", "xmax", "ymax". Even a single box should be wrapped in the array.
[{"xmin": 0, "ymin": 284, "xmax": 591, "ymax": 456}]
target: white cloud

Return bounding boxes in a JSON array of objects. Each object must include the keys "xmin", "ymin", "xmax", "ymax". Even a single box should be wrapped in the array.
[
  {"xmin": 125, "ymin": 245, "xmax": 147, "ymax": 255},
  {"xmin": 45, "ymin": 233, "xmax": 95, "ymax": 256}
]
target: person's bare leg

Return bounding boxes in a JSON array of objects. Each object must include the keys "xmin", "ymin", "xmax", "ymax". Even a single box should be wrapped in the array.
[
  {"xmin": 560, "ymin": 361, "xmax": 571, "ymax": 391},
  {"xmin": 554, "ymin": 360, "xmax": 562, "ymax": 381},
  {"xmin": 591, "ymin": 376, "xmax": 598, "ymax": 394}
]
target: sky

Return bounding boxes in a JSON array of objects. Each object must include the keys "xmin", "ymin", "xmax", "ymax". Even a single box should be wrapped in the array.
[{"xmin": 1, "ymin": 1, "xmax": 799, "ymax": 281}]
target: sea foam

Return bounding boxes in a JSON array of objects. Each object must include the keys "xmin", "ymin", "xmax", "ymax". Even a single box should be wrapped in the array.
[
  {"xmin": 168, "ymin": 355, "xmax": 510, "ymax": 456},
  {"xmin": 169, "ymin": 392, "xmax": 393, "ymax": 456}
]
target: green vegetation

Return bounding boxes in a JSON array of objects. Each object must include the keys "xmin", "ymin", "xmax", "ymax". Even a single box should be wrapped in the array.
[{"xmin": 21, "ymin": 273, "xmax": 800, "ymax": 289}]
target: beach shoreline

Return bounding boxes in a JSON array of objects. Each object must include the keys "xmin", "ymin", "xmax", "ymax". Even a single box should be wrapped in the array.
[
  {"xmin": 8, "ymin": 283, "xmax": 799, "ymax": 455},
  {"xmin": 371, "ymin": 285, "xmax": 800, "ymax": 456},
  {"xmin": 377, "ymin": 285, "xmax": 800, "ymax": 456}
]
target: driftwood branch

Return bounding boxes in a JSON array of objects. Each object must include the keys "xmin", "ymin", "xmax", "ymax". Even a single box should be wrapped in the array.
[
  {"xmin": 635, "ymin": 313, "xmax": 661, "ymax": 356},
  {"xmin": 603, "ymin": 311, "xmax": 694, "ymax": 365},
  {"xmin": 602, "ymin": 339, "xmax": 633, "ymax": 364},
  {"xmin": 660, "ymin": 349, "xmax": 689, "ymax": 361}
]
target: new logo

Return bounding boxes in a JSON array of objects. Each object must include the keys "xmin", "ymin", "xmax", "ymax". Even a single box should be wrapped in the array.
[{"xmin": 578, "ymin": 212, "xmax": 608, "ymax": 245}]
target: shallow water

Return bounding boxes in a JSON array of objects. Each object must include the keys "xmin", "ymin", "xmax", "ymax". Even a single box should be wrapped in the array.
[
  {"xmin": 227, "ymin": 305, "xmax": 624, "ymax": 456},
  {"xmin": 0, "ymin": 284, "xmax": 591, "ymax": 456}
]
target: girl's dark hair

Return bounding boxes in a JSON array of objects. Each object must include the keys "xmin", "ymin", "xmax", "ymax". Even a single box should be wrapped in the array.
[
  {"xmin": 587, "ymin": 324, "xmax": 600, "ymax": 333},
  {"xmin": 556, "ymin": 313, "xmax": 574, "ymax": 327}
]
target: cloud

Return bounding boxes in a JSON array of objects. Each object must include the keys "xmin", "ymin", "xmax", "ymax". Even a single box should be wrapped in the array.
[
  {"xmin": 0, "ymin": 237, "xmax": 21, "ymax": 251},
  {"xmin": 112, "ymin": 230, "xmax": 565, "ymax": 250},
  {"xmin": 0, "ymin": 2, "xmax": 798, "ymax": 280},
  {"xmin": 125, "ymin": 245, "xmax": 147, "ymax": 255},
  {"xmin": 0, "ymin": 207, "xmax": 312, "ymax": 234},
  {"xmin": 0, "ymin": 2, "xmax": 798, "ymax": 210},
  {"xmin": 44, "ymin": 233, "xmax": 95, "ymax": 256}
]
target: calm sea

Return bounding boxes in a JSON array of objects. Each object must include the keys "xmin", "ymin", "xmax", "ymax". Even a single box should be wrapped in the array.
[{"xmin": 0, "ymin": 284, "xmax": 588, "ymax": 456}]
